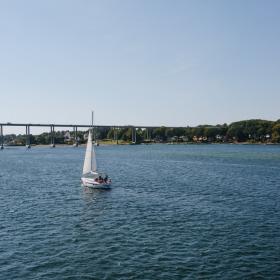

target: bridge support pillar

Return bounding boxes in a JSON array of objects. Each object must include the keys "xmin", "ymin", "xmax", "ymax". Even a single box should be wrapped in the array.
[
  {"xmin": 131, "ymin": 127, "xmax": 136, "ymax": 144},
  {"xmin": 146, "ymin": 128, "xmax": 149, "ymax": 141},
  {"xmin": 50, "ymin": 125, "xmax": 55, "ymax": 148},
  {"xmin": 26, "ymin": 125, "xmax": 31, "ymax": 148},
  {"xmin": 73, "ymin": 126, "xmax": 78, "ymax": 147},
  {"xmin": 113, "ymin": 126, "xmax": 119, "ymax": 144},
  {"xmin": 0, "ymin": 125, "xmax": 4, "ymax": 149}
]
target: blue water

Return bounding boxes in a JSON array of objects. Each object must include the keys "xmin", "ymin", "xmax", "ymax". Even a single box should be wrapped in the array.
[{"xmin": 0, "ymin": 144, "xmax": 280, "ymax": 279}]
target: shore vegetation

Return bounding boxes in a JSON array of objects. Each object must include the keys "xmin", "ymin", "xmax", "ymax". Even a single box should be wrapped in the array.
[{"xmin": 3, "ymin": 119, "xmax": 280, "ymax": 146}]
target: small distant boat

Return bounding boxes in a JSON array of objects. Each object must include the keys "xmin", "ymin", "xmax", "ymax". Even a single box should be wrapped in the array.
[{"xmin": 81, "ymin": 112, "xmax": 111, "ymax": 189}]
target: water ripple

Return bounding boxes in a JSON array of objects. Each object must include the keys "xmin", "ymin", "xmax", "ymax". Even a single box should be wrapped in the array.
[{"xmin": 0, "ymin": 145, "xmax": 280, "ymax": 279}]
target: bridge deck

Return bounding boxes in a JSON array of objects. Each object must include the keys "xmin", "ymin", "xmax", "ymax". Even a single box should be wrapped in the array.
[{"xmin": 0, "ymin": 123, "xmax": 184, "ymax": 129}]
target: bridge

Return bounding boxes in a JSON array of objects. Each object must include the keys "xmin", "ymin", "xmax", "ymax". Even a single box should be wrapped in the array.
[{"xmin": 0, "ymin": 122, "xmax": 185, "ymax": 149}]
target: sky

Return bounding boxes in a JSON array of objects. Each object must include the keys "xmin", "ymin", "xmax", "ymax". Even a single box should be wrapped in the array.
[{"xmin": 0, "ymin": 0, "xmax": 280, "ymax": 134}]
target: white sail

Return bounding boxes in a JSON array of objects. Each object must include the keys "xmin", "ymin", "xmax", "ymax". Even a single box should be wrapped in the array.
[
  {"xmin": 92, "ymin": 139, "xmax": 97, "ymax": 172},
  {"xmin": 82, "ymin": 131, "xmax": 97, "ymax": 174}
]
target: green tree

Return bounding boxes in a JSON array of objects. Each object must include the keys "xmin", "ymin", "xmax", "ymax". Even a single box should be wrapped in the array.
[
  {"xmin": 152, "ymin": 127, "xmax": 167, "ymax": 141},
  {"xmin": 272, "ymin": 123, "xmax": 280, "ymax": 143}
]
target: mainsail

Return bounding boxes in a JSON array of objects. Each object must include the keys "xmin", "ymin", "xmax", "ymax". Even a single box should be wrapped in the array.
[{"xmin": 82, "ymin": 131, "xmax": 97, "ymax": 174}]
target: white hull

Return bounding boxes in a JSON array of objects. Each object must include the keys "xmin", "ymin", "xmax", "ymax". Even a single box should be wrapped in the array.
[{"xmin": 81, "ymin": 177, "xmax": 111, "ymax": 189}]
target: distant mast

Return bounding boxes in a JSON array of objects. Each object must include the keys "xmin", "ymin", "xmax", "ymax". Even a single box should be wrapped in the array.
[{"xmin": 92, "ymin": 110, "xmax": 96, "ymax": 143}]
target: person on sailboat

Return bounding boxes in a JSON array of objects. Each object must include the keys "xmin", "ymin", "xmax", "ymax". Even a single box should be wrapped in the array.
[
  {"xmin": 104, "ymin": 175, "xmax": 108, "ymax": 183},
  {"xmin": 98, "ymin": 175, "xmax": 103, "ymax": 183}
]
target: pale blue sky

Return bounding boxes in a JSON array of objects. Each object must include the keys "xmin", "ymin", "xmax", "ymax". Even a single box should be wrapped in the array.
[{"xmin": 0, "ymin": 0, "xmax": 279, "ymax": 133}]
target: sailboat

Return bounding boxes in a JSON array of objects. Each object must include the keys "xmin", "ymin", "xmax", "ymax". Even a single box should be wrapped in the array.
[{"xmin": 81, "ymin": 113, "xmax": 111, "ymax": 188}]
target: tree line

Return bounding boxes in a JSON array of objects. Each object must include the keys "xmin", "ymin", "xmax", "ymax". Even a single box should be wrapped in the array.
[{"xmin": 3, "ymin": 119, "xmax": 280, "ymax": 145}]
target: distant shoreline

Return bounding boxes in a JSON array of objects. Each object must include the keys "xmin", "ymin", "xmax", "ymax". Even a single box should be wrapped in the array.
[{"xmin": 2, "ymin": 119, "xmax": 280, "ymax": 145}]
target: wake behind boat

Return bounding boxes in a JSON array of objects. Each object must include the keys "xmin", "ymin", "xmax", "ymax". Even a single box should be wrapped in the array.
[{"xmin": 81, "ymin": 113, "xmax": 111, "ymax": 189}]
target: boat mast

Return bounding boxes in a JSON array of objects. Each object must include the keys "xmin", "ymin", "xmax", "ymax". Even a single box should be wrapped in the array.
[
  {"xmin": 92, "ymin": 110, "xmax": 96, "ymax": 143},
  {"xmin": 91, "ymin": 110, "xmax": 94, "ymax": 134},
  {"xmin": 91, "ymin": 110, "xmax": 94, "ymax": 171}
]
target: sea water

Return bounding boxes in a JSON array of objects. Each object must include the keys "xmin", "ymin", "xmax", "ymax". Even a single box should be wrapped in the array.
[{"xmin": 0, "ymin": 144, "xmax": 279, "ymax": 279}]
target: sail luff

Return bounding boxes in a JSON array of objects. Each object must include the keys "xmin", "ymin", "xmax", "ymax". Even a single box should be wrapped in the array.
[{"xmin": 82, "ymin": 131, "xmax": 93, "ymax": 174}]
